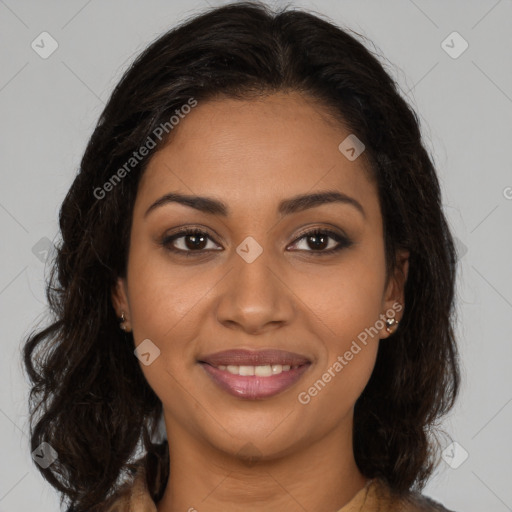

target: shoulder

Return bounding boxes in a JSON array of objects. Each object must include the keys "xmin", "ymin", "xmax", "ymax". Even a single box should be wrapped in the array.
[
  {"xmin": 99, "ymin": 462, "xmax": 157, "ymax": 512},
  {"xmin": 368, "ymin": 478, "xmax": 457, "ymax": 512},
  {"xmin": 400, "ymin": 490, "xmax": 456, "ymax": 512}
]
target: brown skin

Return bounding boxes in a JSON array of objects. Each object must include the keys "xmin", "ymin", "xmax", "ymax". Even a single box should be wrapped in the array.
[{"xmin": 112, "ymin": 91, "xmax": 409, "ymax": 512}]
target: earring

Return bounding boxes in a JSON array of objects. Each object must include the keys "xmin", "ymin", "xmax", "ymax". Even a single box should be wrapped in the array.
[
  {"xmin": 385, "ymin": 316, "xmax": 399, "ymax": 334},
  {"xmin": 119, "ymin": 311, "xmax": 130, "ymax": 332}
]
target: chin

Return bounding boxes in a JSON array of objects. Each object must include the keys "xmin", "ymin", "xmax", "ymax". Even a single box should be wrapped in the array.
[{"xmin": 198, "ymin": 412, "xmax": 313, "ymax": 462}]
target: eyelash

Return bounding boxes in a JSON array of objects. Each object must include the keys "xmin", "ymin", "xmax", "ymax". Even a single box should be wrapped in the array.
[{"xmin": 160, "ymin": 227, "xmax": 352, "ymax": 258}]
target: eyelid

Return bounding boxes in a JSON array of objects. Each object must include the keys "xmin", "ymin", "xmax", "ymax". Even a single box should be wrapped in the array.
[
  {"xmin": 161, "ymin": 224, "xmax": 223, "ymax": 243},
  {"xmin": 289, "ymin": 224, "xmax": 347, "ymax": 244},
  {"xmin": 287, "ymin": 227, "xmax": 351, "ymax": 253},
  {"xmin": 160, "ymin": 226, "xmax": 222, "ymax": 254}
]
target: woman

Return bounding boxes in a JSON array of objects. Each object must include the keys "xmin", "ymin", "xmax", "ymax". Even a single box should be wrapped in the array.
[{"xmin": 23, "ymin": 2, "xmax": 461, "ymax": 511}]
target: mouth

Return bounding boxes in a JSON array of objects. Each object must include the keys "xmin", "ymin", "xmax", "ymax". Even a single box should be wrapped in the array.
[{"xmin": 197, "ymin": 349, "xmax": 312, "ymax": 400}]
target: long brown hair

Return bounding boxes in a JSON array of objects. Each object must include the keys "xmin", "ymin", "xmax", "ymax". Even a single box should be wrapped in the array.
[{"xmin": 22, "ymin": 2, "xmax": 460, "ymax": 510}]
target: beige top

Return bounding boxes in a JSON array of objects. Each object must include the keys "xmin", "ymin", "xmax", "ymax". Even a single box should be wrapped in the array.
[{"xmin": 103, "ymin": 463, "xmax": 455, "ymax": 512}]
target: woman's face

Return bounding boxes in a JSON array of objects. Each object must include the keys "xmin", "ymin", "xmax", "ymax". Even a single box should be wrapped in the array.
[{"xmin": 113, "ymin": 91, "xmax": 408, "ymax": 460}]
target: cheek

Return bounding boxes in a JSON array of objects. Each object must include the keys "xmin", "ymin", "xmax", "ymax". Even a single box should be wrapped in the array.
[
  {"xmin": 126, "ymin": 244, "xmax": 208, "ymax": 340},
  {"xmin": 296, "ymin": 269, "xmax": 382, "ymax": 416},
  {"xmin": 291, "ymin": 250, "xmax": 384, "ymax": 401},
  {"xmin": 125, "ymin": 247, "xmax": 223, "ymax": 407},
  {"xmin": 125, "ymin": 248, "xmax": 206, "ymax": 415},
  {"xmin": 295, "ymin": 254, "xmax": 386, "ymax": 343},
  {"xmin": 301, "ymin": 344, "xmax": 378, "ymax": 427}
]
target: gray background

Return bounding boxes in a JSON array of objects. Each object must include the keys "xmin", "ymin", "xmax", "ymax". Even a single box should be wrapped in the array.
[{"xmin": 1, "ymin": 0, "xmax": 511, "ymax": 510}]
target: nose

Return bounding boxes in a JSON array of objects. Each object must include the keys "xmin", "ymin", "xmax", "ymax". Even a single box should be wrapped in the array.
[{"xmin": 214, "ymin": 244, "xmax": 295, "ymax": 335}]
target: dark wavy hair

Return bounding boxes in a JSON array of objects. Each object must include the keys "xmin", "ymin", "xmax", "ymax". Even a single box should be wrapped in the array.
[{"xmin": 22, "ymin": 2, "xmax": 460, "ymax": 510}]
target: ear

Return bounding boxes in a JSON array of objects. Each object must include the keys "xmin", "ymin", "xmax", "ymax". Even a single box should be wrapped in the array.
[
  {"xmin": 380, "ymin": 248, "xmax": 409, "ymax": 338},
  {"xmin": 111, "ymin": 277, "xmax": 130, "ymax": 319}
]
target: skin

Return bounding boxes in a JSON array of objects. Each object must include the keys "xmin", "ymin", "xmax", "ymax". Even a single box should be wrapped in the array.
[{"xmin": 112, "ymin": 91, "xmax": 409, "ymax": 512}]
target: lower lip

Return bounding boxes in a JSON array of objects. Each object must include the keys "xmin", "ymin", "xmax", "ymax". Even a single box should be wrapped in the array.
[{"xmin": 199, "ymin": 363, "xmax": 311, "ymax": 400}]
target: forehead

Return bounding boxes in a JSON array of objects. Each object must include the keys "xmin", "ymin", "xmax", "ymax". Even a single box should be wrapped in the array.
[{"xmin": 135, "ymin": 92, "xmax": 379, "ymax": 220}]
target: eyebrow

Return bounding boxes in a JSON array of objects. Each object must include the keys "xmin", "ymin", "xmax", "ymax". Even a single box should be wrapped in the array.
[{"xmin": 144, "ymin": 190, "xmax": 366, "ymax": 219}]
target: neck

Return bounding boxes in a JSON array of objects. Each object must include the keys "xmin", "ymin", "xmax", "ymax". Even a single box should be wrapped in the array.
[{"xmin": 156, "ymin": 412, "xmax": 368, "ymax": 512}]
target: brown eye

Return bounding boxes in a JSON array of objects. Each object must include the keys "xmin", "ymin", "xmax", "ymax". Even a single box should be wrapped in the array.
[
  {"xmin": 305, "ymin": 232, "xmax": 330, "ymax": 250},
  {"xmin": 161, "ymin": 229, "xmax": 221, "ymax": 255},
  {"xmin": 289, "ymin": 229, "xmax": 352, "ymax": 255}
]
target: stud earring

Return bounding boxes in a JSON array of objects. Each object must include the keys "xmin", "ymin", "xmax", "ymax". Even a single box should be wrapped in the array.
[
  {"xmin": 119, "ymin": 311, "xmax": 130, "ymax": 332},
  {"xmin": 385, "ymin": 316, "xmax": 399, "ymax": 334}
]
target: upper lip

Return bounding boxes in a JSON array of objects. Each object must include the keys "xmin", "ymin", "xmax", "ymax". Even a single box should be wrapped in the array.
[{"xmin": 198, "ymin": 349, "xmax": 311, "ymax": 367}]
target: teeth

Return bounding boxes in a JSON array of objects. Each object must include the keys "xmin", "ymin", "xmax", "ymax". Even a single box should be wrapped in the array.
[
  {"xmin": 217, "ymin": 364, "xmax": 298, "ymax": 376},
  {"xmin": 239, "ymin": 365, "xmax": 254, "ymax": 376},
  {"xmin": 256, "ymin": 365, "xmax": 272, "ymax": 376}
]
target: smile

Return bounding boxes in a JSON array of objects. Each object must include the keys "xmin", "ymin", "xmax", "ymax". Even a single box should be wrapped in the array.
[
  {"xmin": 198, "ymin": 349, "xmax": 312, "ymax": 400},
  {"xmin": 216, "ymin": 364, "xmax": 300, "ymax": 376}
]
